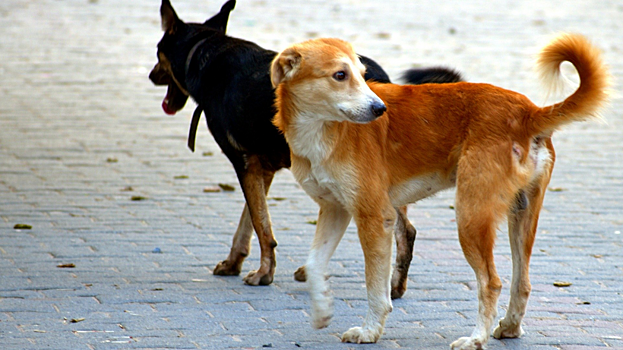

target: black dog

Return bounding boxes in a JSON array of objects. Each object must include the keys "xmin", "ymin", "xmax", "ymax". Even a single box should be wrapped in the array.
[{"xmin": 149, "ymin": 0, "xmax": 463, "ymax": 295}]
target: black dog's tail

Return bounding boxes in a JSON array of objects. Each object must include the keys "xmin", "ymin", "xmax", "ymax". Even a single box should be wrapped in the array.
[{"xmin": 402, "ymin": 67, "xmax": 464, "ymax": 85}]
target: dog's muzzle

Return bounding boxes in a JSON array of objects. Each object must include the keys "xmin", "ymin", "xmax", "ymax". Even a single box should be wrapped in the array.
[{"xmin": 342, "ymin": 96, "xmax": 387, "ymax": 124}]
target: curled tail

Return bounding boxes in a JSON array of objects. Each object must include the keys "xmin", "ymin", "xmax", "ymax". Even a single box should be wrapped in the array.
[{"xmin": 530, "ymin": 33, "xmax": 611, "ymax": 134}]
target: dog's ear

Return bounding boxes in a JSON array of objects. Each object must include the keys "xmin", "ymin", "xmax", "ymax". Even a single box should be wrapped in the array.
[
  {"xmin": 271, "ymin": 48, "xmax": 302, "ymax": 88},
  {"xmin": 204, "ymin": 0, "xmax": 236, "ymax": 33},
  {"xmin": 160, "ymin": 0, "xmax": 180, "ymax": 34}
]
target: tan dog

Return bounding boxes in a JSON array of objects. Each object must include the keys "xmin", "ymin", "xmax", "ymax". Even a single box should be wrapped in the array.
[{"xmin": 270, "ymin": 34, "xmax": 610, "ymax": 349}]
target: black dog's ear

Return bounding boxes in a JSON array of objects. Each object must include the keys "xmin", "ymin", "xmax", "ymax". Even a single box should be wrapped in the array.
[
  {"xmin": 161, "ymin": 0, "xmax": 180, "ymax": 34},
  {"xmin": 271, "ymin": 47, "xmax": 302, "ymax": 88},
  {"xmin": 204, "ymin": 0, "xmax": 236, "ymax": 33}
]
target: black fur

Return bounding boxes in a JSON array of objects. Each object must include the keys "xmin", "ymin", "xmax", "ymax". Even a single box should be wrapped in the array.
[{"xmin": 402, "ymin": 66, "xmax": 464, "ymax": 85}]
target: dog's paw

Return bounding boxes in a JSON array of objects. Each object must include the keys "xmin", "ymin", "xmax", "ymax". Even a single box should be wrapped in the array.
[
  {"xmin": 243, "ymin": 270, "xmax": 273, "ymax": 286},
  {"xmin": 294, "ymin": 265, "xmax": 306, "ymax": 282},
  {"xmin": 310, "ymin": 297, "xmax": 333, "ymax": 329},
  {"xmin": 492, "ymin": 320, "xmax": 524, "ymax": 339},
  {"xmin": 213, "ymin": 260, "xmax": 242, "ymax": 276},
  {"xmin": 390, "ymin": 278, "xmax": 407, "ymax": 299},
  {"xmin": 296, "ymin": 267, "xmax": 330, "ymax": 282},
  {"xmin": 311, "ymin": 312, "xmax": 332, "ymax": 329},
  {"xmin": 450, "ymin": 336, "xmax": 485, "ymax": 350},
  {"xmin": 341, "ymin": 326, "xmax": 381, "ymax": 344}
]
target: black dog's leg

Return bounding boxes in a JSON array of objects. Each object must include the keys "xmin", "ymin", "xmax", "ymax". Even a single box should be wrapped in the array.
[
  {"xmin": 391, "ymin": 206, "xmax": 417, "ymax": 299},
  {"xmin": 234, "ymin": 155, "xmax": 278, "ymax": 286},
  {"xmin": 213, "ymin": 205, "xmax": 254, "ymax": 276},
  {"xmin": 293, "ymin": 266, "xmax": 306, "ymax": 282},
  {"xmin": 215, "ymin": 155, "xmax": 277, "ymax": 285}
]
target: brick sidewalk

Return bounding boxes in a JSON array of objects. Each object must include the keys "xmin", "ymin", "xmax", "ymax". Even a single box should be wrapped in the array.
[{"xmin": 1, "ymin": 0, "xmax": 622, "ymax": 349}]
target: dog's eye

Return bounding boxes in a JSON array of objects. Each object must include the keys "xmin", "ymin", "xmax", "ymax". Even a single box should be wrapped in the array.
[{"xmin": 333, "ymin": 71, "xmax": 347, "ymax": 81}]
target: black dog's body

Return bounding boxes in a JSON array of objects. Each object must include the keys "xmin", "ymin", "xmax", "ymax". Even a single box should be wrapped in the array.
[
  {"xmin": 150, "ymin": 0, "xmax": 463, "ymax": 290},
  {"xmin": 189, "ymin": 38, "xmax": 291, "ymax": 169}
]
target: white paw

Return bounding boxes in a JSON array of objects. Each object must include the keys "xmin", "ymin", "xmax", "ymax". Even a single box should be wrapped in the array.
[
  {"xmin": 450, "ymin": 336, "xmax": 485, "ymax": 350},
  {"xmin": 341, "ymin": 326, "xmax": 381, "ymax": 344},
  {"xmin": 310, "ymin": 297, "xmax": 333, "ymax": 329},
  {"xmin": 492, "ymin": 321, "xmax": 524, "ymax": 339}
]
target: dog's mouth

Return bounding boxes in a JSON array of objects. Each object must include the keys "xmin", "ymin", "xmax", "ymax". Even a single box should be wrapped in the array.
[
  {"xmin": 149, "ymin": 62, "xmax": 189, "ymax": 115},
  {"xmin": 162, "ymin": 89, "xmax": 176, "ymax": 115},
  {"xmin": 161, "ymin": 83, "xmax": 189, "ymax": 115}
]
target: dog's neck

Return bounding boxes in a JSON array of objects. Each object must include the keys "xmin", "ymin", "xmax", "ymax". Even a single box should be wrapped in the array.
[
  {"xmin": 274, "ymin": 87, "xmax": 343, "ymax": 164},
  {"xmin": 185, "ymin": 38, "xmax": 208, "ymax": 76},
  {"xmin": 285, "ymin": 111, "xmax": 339, "ymax": 165},
  {"xmin": 183, "ymin": 33, "xmax": 229, "ymax": 80}
]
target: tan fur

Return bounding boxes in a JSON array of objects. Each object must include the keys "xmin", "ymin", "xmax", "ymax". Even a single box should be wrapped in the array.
[{"xmin": 271, "ymin": 34, "xmax": 610, "ymax": 348}]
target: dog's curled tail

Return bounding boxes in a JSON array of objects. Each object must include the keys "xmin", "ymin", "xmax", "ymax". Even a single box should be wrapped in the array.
[{"xmin": 531, "ymin": 33, "xmax": 611, "ymax": 134}]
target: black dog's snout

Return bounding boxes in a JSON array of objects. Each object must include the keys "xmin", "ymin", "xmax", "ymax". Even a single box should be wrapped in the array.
[{"xmin": 371, "ymin": 101, "xmax": 386, "ymax": 117}]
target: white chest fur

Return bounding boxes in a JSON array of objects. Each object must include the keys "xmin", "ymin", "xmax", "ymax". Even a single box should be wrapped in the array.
[
  {"xmin": 294, "ymin": 160, "xmax": 355, "ymax": 208},
  {"xmin": 288, "ymin": 118, "xmax": 356, "ymax": 207}
]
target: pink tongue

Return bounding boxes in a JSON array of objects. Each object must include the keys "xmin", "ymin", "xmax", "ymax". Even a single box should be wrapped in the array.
[{"xmin": 162, "ymin": 99, "xmax": 176, "ymax": 115}]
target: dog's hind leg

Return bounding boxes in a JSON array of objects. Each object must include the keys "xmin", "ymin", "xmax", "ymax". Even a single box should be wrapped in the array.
[
  {"xmin": 391, "ymin": 205, "xmax": 417, "ymax": 299},
  {"xmin": 341, "ymin": 202, "xmax": 395, "ymax": 343},
  {"xmin": 214, "ymin": 159, "xmax": 275, "ymax": 280},
  {"xmin": 493, "ymin": 142, "xmax": 555, "ymax": 339},
  {"xmin": 214, "ymin": 204, "xmax": 254, "ymax": 276},
  {"xmin": 236, "ymin": 155, "xmax": 278, "ymax": 286},
  {"xmin": 451, "ymin": 210, "xmax": 502, "ymax": 350},
  {"xmin": 451, "ymin": 151, "xmax": 514, "ymax": 350},
  {"xmin": 307, "ymin": 201, "xmax": 352, "ymax": 329}
]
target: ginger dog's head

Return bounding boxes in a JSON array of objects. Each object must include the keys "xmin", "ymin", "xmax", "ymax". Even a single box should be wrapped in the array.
[{"xmin": 271, "ymin": 38, "xmax": 386, "ymax": 126}]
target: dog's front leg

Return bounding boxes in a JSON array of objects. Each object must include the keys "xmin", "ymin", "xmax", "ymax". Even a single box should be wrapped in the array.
[
  {"xmin": 342, "ymin": 204, "xmax": 395, "ymax": 343},
  {"xmin": 297, "ymin": 205, "xmax": 417, "ymax": 295},
  {"xmin": 307, "ymin": 202, "xmax": 352, "ymax": 329}
]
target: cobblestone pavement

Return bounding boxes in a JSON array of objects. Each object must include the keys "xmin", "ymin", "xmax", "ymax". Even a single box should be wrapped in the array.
[{"xmin": 1, "ymin": 0, "xmax": 622, "ymax": 349}]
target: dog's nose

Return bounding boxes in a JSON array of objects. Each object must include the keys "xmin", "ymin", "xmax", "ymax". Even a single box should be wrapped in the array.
[{"xmin": 371, "ymin": 101, "xmax": 386, "ymax": 117}]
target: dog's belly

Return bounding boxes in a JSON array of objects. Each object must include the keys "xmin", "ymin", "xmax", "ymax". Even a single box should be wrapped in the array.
[{"xmin": 389, "ymin": 172, "xmax": 454, "ymax": 207}]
